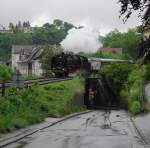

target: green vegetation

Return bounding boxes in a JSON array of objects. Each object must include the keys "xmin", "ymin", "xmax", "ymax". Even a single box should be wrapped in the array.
[
  {"xmin": 0, "ymin": 64, "xmax": 15, "ymax": 83},
  {"xmin": 0, "ymin": 20, "xmax": 74, "ymax": 61},
  {"xmin": 84, "ymin": 51, "xmax": 123, "ymax": 59},
  {"xmin": 121, "ymin": 65, "xmax": 149, "ymax": 115},
  {"xmin": 99, "ymin": 63, "xmax": 135, "ymax": 97},
  {"xmin": 40, "ymin": 45, "xmax": 62, "ymax": 76},
  {"xmin": 0, "ymin": 77, "xmax": 85, "ymax": 133},
  {"xmin": 0, "ymin": 64, "xmax": 15, "ymax": 96},
  {"xmin": 102, "ymin": 28, "xmax": 141, "ymax": 59},
  {"xmin": 99, "ymin": 63, "xmax": 150, "ymax": 115}
]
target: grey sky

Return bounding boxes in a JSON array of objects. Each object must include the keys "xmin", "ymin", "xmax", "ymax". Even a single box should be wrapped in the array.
[{"xmin": 0, "ymin": 0, "xmax": 141, "ymax": 35}]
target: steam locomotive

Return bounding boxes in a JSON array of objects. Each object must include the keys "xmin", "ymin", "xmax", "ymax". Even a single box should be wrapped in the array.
[{"xmin": 51, "ymin": 52, "xmax": 90, "ymax": 77}]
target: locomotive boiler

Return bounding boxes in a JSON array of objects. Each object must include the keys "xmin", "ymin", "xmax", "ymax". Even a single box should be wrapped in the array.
[{"xmin": 51, "ymin": 52, "xmax": 90, "ymax": 77}]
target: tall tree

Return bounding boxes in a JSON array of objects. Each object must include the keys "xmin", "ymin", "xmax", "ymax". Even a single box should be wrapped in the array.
[
  {"xmin": 119, "ymin": 0, "xmax": 150, "ymax": 26},
  {"xmin": 40, "ymin": 45, "xmax": 62, "ymax": 76},
  {"xmin": 8, "ymin": 22, "xmax": 14, "ymax": 31},
  {"xmin": 102, "ymin": 28, "xmax": 141, "ymax": 59},
  {"xmin": 53, "ymin": 19, "xmax": 63, "ymax": 28}
]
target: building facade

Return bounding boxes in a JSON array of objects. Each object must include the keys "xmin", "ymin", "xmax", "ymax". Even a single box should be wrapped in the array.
[
  {"xmin": 100, "ymin": 48, "xmax": 122, "ymax": 55},
  {"xmin": 143, "ymin": 25, "xmax": 150, "ymax": 39},
  {"xmin": 12, "ymin": 45, "xmax": 43, "ymax": 76}
]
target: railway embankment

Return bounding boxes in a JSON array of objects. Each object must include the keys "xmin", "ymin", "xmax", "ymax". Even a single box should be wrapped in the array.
[{"xmin": 0, "ymin": 76, "xmax": 85, "ymax": 133}]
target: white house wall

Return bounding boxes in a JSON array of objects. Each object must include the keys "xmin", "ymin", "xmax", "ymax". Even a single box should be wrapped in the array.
[
  {"xmin": 18, "ymin": 63, "xmax": 28, "ymax": 76},
  {"xmin": 12, "ymin": 54, "xmax": 20, "ymax": 69},
  {"xmin": 32, "ymin": 60, "xmax": 43, "ymax": 76}
]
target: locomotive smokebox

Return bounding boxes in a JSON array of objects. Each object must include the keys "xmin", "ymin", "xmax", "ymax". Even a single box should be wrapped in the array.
[{"xmin": 84, "ymin": 78, "xmax": 119, "ymax": 109}]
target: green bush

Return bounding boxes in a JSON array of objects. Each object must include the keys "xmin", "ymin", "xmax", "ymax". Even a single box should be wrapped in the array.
[
  {"xmin": 125, "ymin": 65, "xmax": 149, "ymax": 114},
  {"xmin": 130, "ymin": 101, "xmax": 141, "ymax": 115},
  {"xmin": 145, "ymin": 64, "xmax": 150, "ymax": 82},
  {"xmin": 99, "ymin": 63, "xmax": 135, "ymax": 96},
  {"xmin": 0, "ymin": 76, "xmax": 85, "ymax": 133},
  {"xmin": 99, "ymin": 63, "xmax": 149, "ymax": 115}
]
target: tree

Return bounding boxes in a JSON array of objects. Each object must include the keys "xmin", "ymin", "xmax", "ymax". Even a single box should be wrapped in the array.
[
  {"xmin": 119, "ymin": 1, "xmax": 150, "ymax": 61},
  {"xmin": 53, "ymin": 19, "xmax": 63, "ymax": 28},
  {"xmin": 32, "ymin": 26, "xmax": 66, "ymax": 44},
  {"xmin": 18, "ymin": 21, "xmax": 22, "ymax": 28},
  {"xmin": 43, "ymin": 23, "xmax": 51, "ymax": 28},
  {"xmin": 40, "ymin": 45, "xmax": 62, "ymax": 76},
  {"xmin": 102, "ymin": 28, "xmax": 141, "ymax": 59},
  {"xmin": 8, "ymin": 22, "xmax": 14, "ymax": 31},
  {"xmin": 63, "ymin": 22, "xmax": 74, "ymax": 32},
  {"xmin": 119, "ymin": 0, "xmax": 150, "ymax": 26},
  {"xmin": 0, "ymin": 20, "xmax": 74, "ymax": 62},
  {"xmin": 0, "ymin": 64, "xmax": 14, "ymax": 96}
]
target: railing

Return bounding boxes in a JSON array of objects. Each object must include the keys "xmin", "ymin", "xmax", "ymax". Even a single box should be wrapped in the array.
[{"xmin": 0, "ymin": 77, "xmax": 72, "ymax": 97}]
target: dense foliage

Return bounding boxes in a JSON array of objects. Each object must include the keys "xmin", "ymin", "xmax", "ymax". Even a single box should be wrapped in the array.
[
  {"xmin": 0, "ymin": 77, "xmax": 85, "ymax": 133},
  {"xmin": 99, "ymin": 63, "xmax": 150, "ymax": 115},
  {"xmin": 102, "ymin": 28, "xmax": 141, "ymax": 59},
  {"xmin": 119, "ymin": 0, "xmax": 150, "ymax": 26},
  {"xmin": 0, "ymin": 64, "xmax": 14, "ymax": 83},
  {"xmin": 0, "ymin": 20, "xmax": 74, "ymax": 61},
  {"xmin": 40, "ymin": 45, "xmax": 62, "ymax": 76},
  {"xmin": 84, "ymin": 51, "xmax": 123, "ymax": 59},
  {"xmin": 0, "ymin": 64, "xmax": 15, "ymax": 96},
  {"xmin": 99, "ymin": 63, "xmax": 134, "ymax": 97}
]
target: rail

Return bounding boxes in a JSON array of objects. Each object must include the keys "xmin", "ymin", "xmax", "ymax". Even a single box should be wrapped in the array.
[{"xmin": 0, "ymin": 77, "xmax": 72, "ymax": 96}]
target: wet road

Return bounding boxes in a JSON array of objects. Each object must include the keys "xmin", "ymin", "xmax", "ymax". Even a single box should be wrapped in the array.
[{"xmin": 6, "ymin": 110, "xmax": 148, "ymax": 148}]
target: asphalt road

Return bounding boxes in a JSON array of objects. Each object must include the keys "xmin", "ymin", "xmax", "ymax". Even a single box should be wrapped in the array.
[{"xmin": 6, "ymin": 110, "xmax": 149, "ymax": 148}]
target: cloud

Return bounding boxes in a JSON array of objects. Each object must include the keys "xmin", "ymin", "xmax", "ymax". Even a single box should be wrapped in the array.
[{"xmin": 0, "ymin": 0, "xmax": 141, "ymax": 34}]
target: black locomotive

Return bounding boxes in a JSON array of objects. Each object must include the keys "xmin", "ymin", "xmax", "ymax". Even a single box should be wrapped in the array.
[{"xmin": 51, "ymin": 52, "xmax": 90, "ymax": 77}]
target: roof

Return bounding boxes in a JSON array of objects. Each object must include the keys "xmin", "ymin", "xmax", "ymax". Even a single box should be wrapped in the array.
[
  {"xmin": 12, "ymin": 45, "xmax": 43, "ymax": 63},
  {"xmin": 12, "ymin": 45, "xmax": 41, "ymax": 54},
  {"xmin": 145, "ymin": 24, "xmax": 150, "ymax": 30},
  {"xmin": 100, "ymin": 48, "xmax": 122, "ymax": 52},
  {"xmin": 88, "ymin": 58, "xmax": 133, "ymax": 63}
]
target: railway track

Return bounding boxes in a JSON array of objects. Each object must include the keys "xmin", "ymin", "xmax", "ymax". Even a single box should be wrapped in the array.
[
  {"xmin": 0, "ymin": 110, "xmax": 149, "ymax": 148},
  {"xmin": 24, "ymin": 77, "xmax": 73, "ymax": 86},
  {"xmin": 0, "ymin": 77, "xmax": 73, "ymax": 88},
  {"xmin": 0, "ymin": 111, "xmax": 92, "ymax": 148}
]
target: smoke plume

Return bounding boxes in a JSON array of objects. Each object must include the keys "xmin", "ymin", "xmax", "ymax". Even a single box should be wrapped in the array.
[{"xmin": 61, "ymin": 27, "xmax": 102, "ymax": 53}]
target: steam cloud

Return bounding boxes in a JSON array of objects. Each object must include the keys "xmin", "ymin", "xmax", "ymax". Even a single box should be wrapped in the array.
[{"xmin": 61, "ymin": 27, "xmax": 102, "ymax": 53}]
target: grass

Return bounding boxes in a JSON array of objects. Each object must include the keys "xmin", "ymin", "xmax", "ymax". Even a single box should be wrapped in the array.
[{"xmin": 0, "ymin": 76, "xmax": 85, "ymax": 133}]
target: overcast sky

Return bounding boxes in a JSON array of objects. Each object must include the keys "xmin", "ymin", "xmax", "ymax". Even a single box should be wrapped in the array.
[{"xmin": 0, "ymin": 0, "xmax": 141, "ymax": 35}]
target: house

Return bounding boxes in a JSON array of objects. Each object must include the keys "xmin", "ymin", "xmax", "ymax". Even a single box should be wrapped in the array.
[
  {"xmin": 20, "ymin": 26, "xmax": 33, "ymax": 33},
  {"xmin": 0, "ymin": 25, "xmax": 12, "ymax": 33},
  {"xmin": 100, "ymin": 48, "xmax": 122, "ymax": 55},
  {"xmin": 143, "ymin": 24, "xmax": 150, "ymax": 40},
  {"xmin": 12, "ymin": 45, "xmax": 43, "ymax": 76},
  {"xmin": 0, "ymin": 29, "xmax": 12, "ymax": 33}
]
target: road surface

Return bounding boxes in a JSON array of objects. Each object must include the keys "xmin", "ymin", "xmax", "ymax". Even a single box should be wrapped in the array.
[{"xmin": 6, "ymin": 110, "xmax": 149, "ymax": 148}]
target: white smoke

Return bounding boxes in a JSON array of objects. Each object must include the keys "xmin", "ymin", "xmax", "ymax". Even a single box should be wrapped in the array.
[{"xmin": 61, "ymin": 27, "xmax": 102, "ymax": 53}]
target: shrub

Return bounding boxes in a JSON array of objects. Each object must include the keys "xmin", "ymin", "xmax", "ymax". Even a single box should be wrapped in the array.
[
  {"xmin": 98, "ymin": 63, "xmax": 149, "ymax": 115},
  {"xmin": 130, "ymin": 101, "xmax": 141, "ymax": 115},
  {"xmin": 0, "ymin": 76, "xmax": 85, "ymax": 133},
  {"xmin": 99, "ymin": 63, "xmax": 135, "ymax": 96}
]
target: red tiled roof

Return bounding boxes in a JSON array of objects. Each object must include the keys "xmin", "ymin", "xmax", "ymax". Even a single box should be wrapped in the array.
[{"xmin": 100, "ymin": 48, "xmax": 122, "ymax": 53}]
